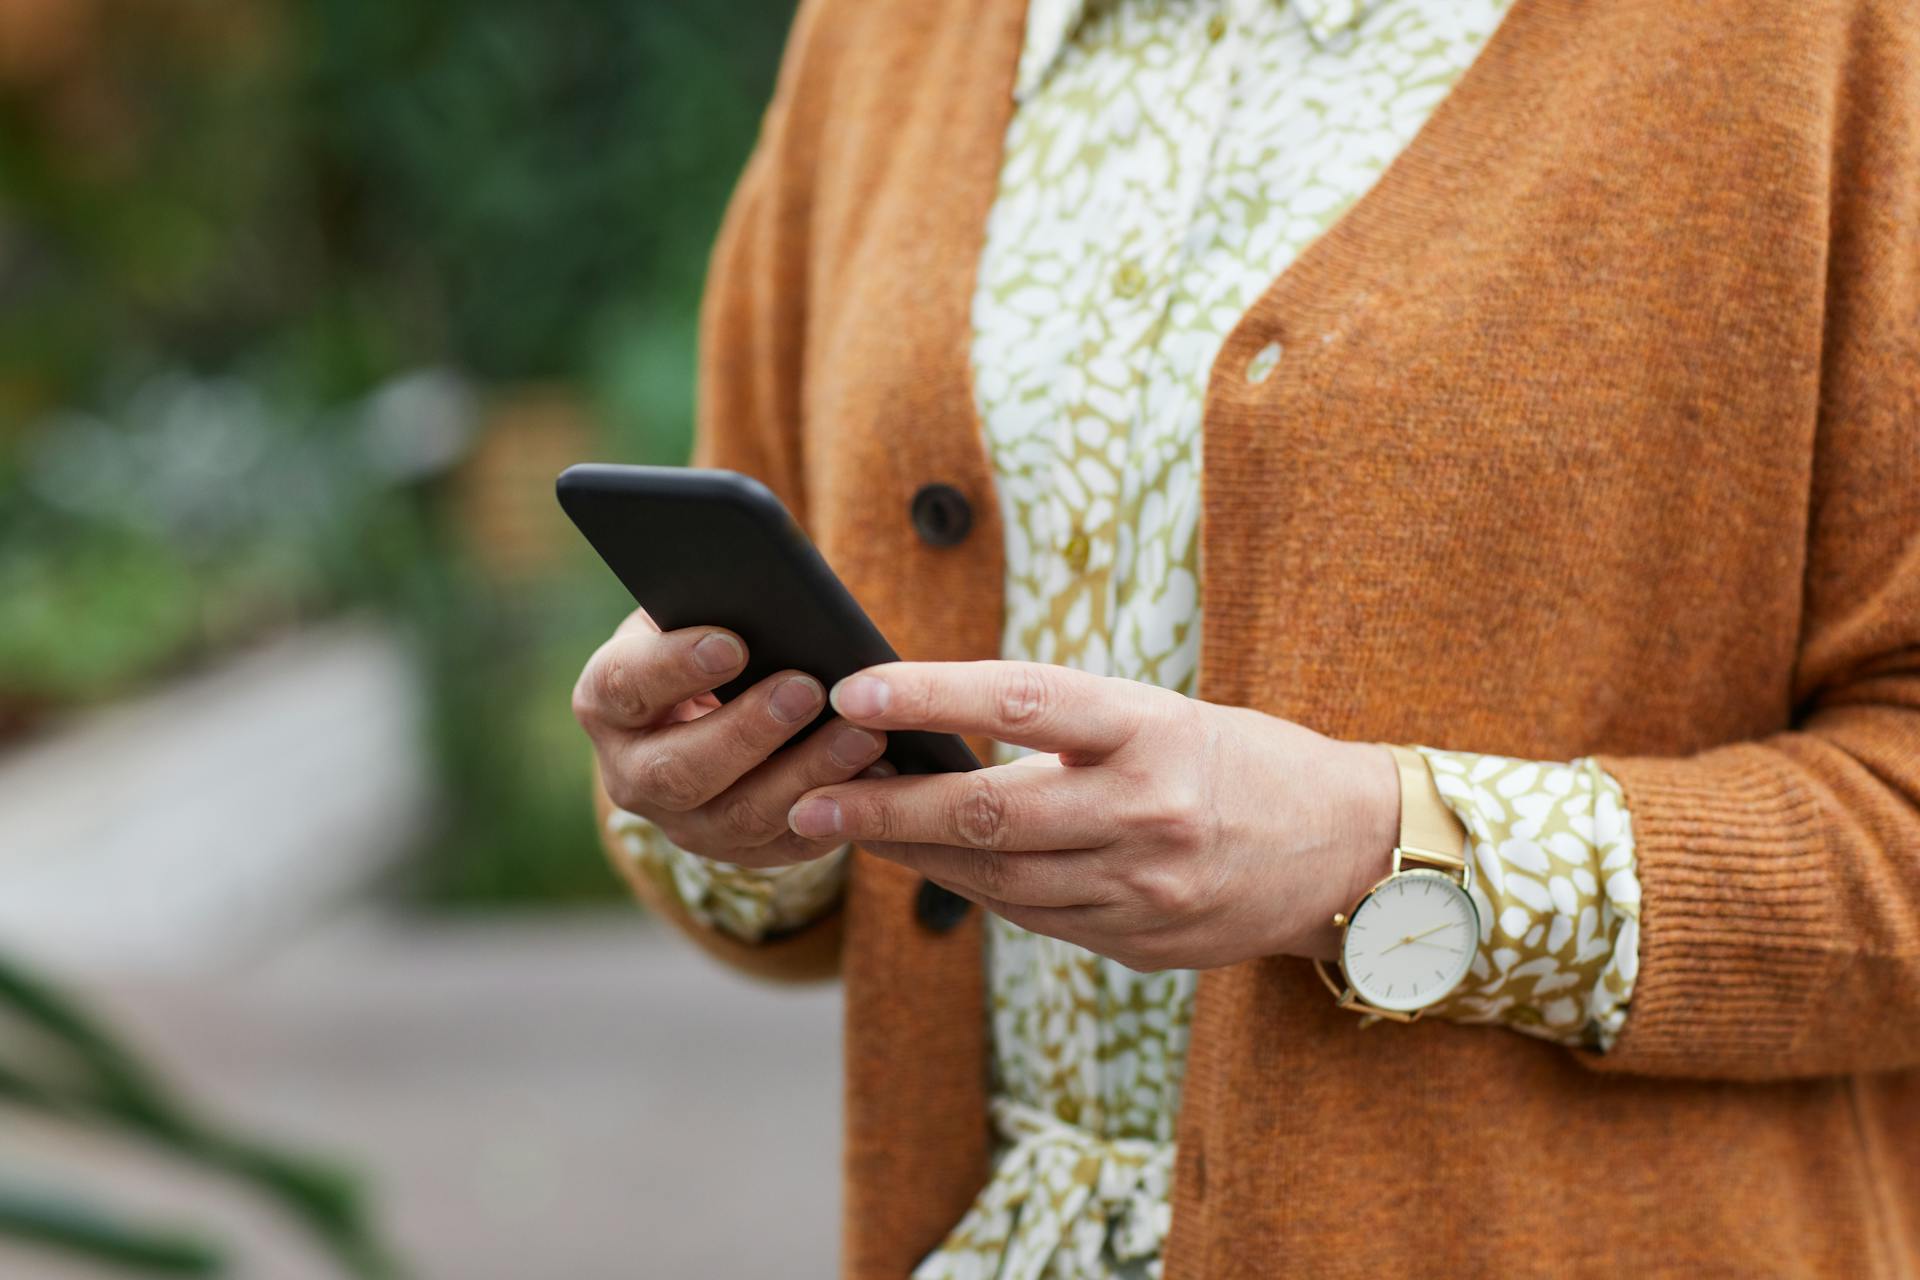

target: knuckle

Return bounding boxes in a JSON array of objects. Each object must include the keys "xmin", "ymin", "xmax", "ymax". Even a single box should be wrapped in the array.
[
  {"xmin": 955, "ymin": 775, "xmax": 1014, "ymax": 850},
  {"xmin": 592, "ymin": 652, "xmax": 653, "ymax": 722},
  {"xmin": 1147, "ymin": 778, "xmax": 1210, "ymax": 852},
  {"xmin": 894, "ymin": 668, "xmax": 939, "ymax": 726},
  {"xmin": 1153, "ymin": 810, "xmax": 1207, "ymax": 857},
  {"xmin": 994, "ymin": 665, "xmax": 1053, "ymax": 733},
  {"xmin": 718, "ymin": 793, "xmax": 776, "ymax": 844},
  {"xmin": 873, "ymin": 793, "xmax": 909, "ymax": 842},
  {"xmin": 847, "ymin": 791, "xmax": 894, "ymax": 842},
  {"xmin": 964, "ymin": 846, "xmax": 1014, "ymax": 901},
  {"xmin": 638, "ymin": 746, "xmax": 705, "ymax": 812},
  {"xmin": 602, "ymin": 763, "xmax": 647, "ymax": 815},
  {"xmin": 1132, "ymin": 865, "xmax": 1200, "ymax": 916}
]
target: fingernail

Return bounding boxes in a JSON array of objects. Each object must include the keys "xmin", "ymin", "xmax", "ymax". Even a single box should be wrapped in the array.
[
  {"xmin": 861, "ymin": 760, "xmax": 897, "ymax": 779},
  {"xmin": 769, "ymin": 675, "xmax": 824, "ymax": 723},
  {"xmin": 693, "ymin": 632, "xmax": 743, "ymax": 675},
  {"xmin": 788, "ymin": 795, "xmax": 842, "ymax": 838},
  {"xmin": 831, "ymin": 675, "xmax": 891, "ymax": 719},
  {"xmin": 828, "ymin": 726, "xmax": 880, "ymax": 768}
]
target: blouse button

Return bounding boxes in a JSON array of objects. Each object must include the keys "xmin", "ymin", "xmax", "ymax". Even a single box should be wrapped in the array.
[
  {"xmin": 914, "ymin": 878, "xmax": 970, "ymax": 932},
  {"xmin": 909, "ymin": 483, "xmax": 973, "ymax": 548},
  {"xmin": 1112, "ymin": 259, "xmax": 1148, "ymax": 300},
  {"xmin": 1245, "ymin": 340, "xmax": 1282, "ymax": 384},
  {"xmin": 1062, "ymin": 530, "xmax": 1092, "ymax": 573}
]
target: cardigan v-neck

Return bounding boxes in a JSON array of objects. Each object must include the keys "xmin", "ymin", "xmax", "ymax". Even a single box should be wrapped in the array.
[{"xmin": 603, "ymin": 0, "xmax": 1920, "ymax": 1274}]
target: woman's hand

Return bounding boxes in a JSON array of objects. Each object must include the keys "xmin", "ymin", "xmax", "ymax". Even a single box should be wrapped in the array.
[
  {"xmin": 785, "ymin": 661, "xmax": 1401, "ymax": 970},
  {"xmin": 573, "ymin": 607, "xmax": 892, "ymax": 867}
]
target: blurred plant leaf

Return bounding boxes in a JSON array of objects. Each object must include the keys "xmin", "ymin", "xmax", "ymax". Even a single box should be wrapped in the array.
[
  {"xmin": 0, "ymin": 951, "xmax": 402, "ymax": 1278},
  {"xmin": 0, "ymin": 1181, "xmax": 224, "ymax": 1276}
]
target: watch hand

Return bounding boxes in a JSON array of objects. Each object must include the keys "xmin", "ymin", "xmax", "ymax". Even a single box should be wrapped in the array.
[
  {"xmin": 1404, "ymin": 922, "xmax": 1457, "ymax": 943},
  {"xmin": 1382, "ymin": 922, "xmax": 1459, "ymax": 953}
]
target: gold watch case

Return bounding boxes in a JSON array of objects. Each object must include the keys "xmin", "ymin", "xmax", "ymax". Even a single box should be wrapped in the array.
[{"xmin": 1314, "ymin": 847, "xmax": 1480, "ymax": 1024}]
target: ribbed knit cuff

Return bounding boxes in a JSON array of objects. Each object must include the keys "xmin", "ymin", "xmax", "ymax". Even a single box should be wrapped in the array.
[{"xmin": 1587, "ymin": 747, "xmax": 1833, "ymax": 1080}]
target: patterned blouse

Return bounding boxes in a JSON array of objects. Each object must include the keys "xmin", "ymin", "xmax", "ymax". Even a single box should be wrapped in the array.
[{"xmin": 609, "ymin": 0, "xmax": 1643, "ymax": 1276}]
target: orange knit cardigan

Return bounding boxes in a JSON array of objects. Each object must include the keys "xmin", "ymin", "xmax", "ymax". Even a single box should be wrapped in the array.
[{"xmin": 597, "ymin": 0, "xmax": 1920, "ymax": 1273}]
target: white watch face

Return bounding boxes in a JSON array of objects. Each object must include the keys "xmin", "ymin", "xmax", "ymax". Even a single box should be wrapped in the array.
[{"xmin": 1340, "ymin": 870, "xmax": 1479, "ymax": 1013}]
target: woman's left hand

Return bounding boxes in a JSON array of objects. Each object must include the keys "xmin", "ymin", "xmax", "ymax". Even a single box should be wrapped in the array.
[{"xmin": 785, "ymin": 661, "xmax": 1401, "ymax": 971}]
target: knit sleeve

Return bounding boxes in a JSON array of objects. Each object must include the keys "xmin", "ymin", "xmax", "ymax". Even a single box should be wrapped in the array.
[
  {"xmin": 683, "ymin": 0, "xmax": 826, "ymax": 517},
  {"xmin": 1583, "ymin": 727, "xmax": 1920, "ymax": 1081},
  {"xmin": 1416, "ymin": 750, "xmax": 1639, "ymax": 1051},
  {"xmin": 1572, "ymin": 75, "xmax": 1920, "ymax": 1078}
]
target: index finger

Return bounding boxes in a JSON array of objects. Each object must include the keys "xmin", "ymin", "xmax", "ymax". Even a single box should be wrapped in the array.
[{"xmin": 826, "ymin": 661, "xmax": 1156, "ymax": 756}]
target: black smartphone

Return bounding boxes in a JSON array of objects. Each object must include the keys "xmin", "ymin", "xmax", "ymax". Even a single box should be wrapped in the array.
[{"xmin": 556, "ymin": 463, "xmax": 981, "ymax": 777}]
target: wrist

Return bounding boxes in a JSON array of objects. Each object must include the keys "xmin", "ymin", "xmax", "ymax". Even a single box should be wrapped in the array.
[{"xmin": 1306, "ymin": 741, "xmax": 1400, "ymax": 961}]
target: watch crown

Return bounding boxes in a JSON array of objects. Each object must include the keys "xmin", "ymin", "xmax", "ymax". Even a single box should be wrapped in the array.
[{"xmin": 1331, "ymin": 912, "xmax": 1347, "ymax": 928}]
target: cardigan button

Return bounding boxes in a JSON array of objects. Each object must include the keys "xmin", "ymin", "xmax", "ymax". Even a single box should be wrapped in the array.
[
  {"xmin": 909, "ymin": 483, "xmax": 973, "ymax": 548},
  {"xmin": 1245, "ymin": 340, "xmax": 1282, "ymax": 384},
  {"xmin": 914, "ymin": 878, "xmax": 971, "ymax": 932}
]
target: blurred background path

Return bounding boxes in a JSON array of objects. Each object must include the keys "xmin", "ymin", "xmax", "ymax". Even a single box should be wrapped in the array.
[
  {"xmin": 1, "ymin": 911, "xmax": 843, "ymax": 1279},
  {"xmin": 0, "ymin": 622, "xmax": 430, "ymax": 971},
  {"xmin": 0, "ymin": 623, "xmax": 841, "ymax": 1277}
]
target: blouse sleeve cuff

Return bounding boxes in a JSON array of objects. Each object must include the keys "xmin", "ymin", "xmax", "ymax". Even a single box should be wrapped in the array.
[
  {"xmin": 1414, "ymin": 749, "xmax": 1642, "ymax": 1051},
  {"xmin": 606, "ymin": 807, "xmax": 849, "ymax": 944}
]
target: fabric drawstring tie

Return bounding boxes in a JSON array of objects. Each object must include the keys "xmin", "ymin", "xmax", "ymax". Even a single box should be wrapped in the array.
[{"xmin": 912, "ymin": 1098, "xmax": 1176, "ymax": 1280}]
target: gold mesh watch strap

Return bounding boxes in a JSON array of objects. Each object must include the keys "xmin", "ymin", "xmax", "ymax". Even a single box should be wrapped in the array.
[{"xmin": 1385, "ymin": 744, "xmax": 1468, "ymax": 869}]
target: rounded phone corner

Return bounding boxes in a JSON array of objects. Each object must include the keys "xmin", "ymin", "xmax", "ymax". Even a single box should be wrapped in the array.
[
  {"xmin": 700, "ymin": 466, "xmax": 783, "ymax": 509},
  {"xmin": 554, "ymin": 461, "xmax": 610, "ymax": 511},
  {"xmin": 693, "ymin": 468, "xmax": 807, "ymax": 541}
]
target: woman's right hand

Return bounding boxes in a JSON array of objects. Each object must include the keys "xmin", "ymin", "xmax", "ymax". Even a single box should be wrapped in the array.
[{"xmin": 573, "ymin": 607, "xmax": 891, "ymax": 867}]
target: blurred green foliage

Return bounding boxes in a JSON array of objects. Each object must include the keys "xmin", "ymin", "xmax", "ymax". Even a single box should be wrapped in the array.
[
  {"xmin": 0, "ymin": 6, "xmax": 800, "ymax": 1268},
  {"xmin": 0, "ymin": 0, "xmax": 797, "ymax": 902},
  {"xmin": 0, "ymin": 0, "xmax": 791, "ymax": 406}
]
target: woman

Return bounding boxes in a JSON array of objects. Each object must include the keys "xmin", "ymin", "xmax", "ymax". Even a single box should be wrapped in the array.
[{"xmin": 572, "ymin": 0, "xmax": 1920, "ymax": 1275}]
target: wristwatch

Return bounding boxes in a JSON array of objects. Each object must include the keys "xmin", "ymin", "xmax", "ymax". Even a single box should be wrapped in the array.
[{"xmin": 1314, "ymin": 744, "xmax": 1479, "ymax": 1023}]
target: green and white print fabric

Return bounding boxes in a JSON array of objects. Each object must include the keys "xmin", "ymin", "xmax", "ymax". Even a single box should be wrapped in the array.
[
  {"xmin": 607, "ymin": 811, "xmax": 847, "ymax": 943},
  {"xmin": 608, "ymin": 1, "xmax": 1645, "ymax": 1274},
  {"xmin": 1419, "ymin": 750, "xmax": 1640, "ymax": 1044},
  {"xmin": 918, "ymin": 1099, "xmax": 1175, "ymax": 1280}
]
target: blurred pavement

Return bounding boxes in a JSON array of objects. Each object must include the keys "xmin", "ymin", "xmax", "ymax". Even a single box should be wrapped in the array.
[
  {"xmin": 0, "ymin": 621, "xmax": 842, "ymax": 1278},
  {"xmin": 2, "ymin": 912, "xmax": 843, "ymax": 1279},
  {"xmin": 0, "ymin": 622, "xmax": 433, "ymax": 972}
]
